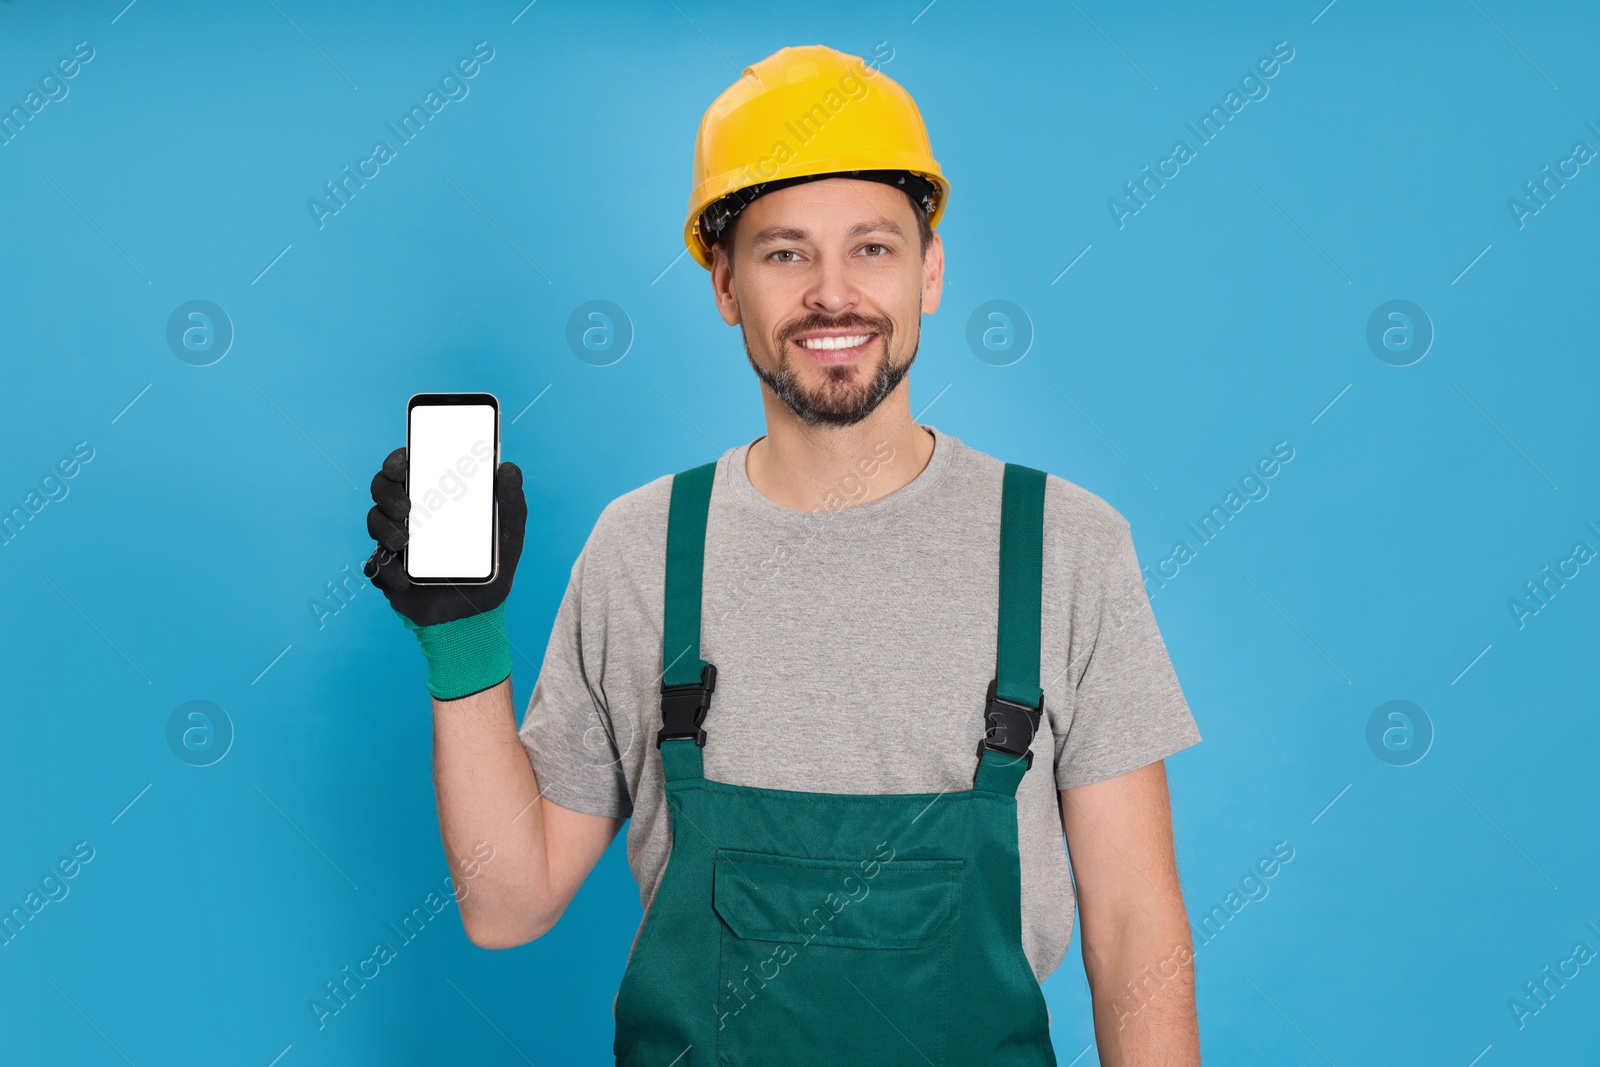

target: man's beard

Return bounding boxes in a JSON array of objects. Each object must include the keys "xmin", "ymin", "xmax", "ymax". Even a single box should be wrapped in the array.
[{"xmin": 743, "ymin": 318, "xmax": 918, "ymax": 428}]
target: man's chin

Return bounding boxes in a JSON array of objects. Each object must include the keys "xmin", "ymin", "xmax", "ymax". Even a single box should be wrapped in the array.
[
  {"xmin": 746, "ymin": 334, "xmax": 916, "ymax": 428},
  {"xmin": 787, "ymin": 394, "xmax": 876, "ymax": 427},
  {"xmin": 782, "ymin": 366, "xmax": 908, "ymax": 427}
]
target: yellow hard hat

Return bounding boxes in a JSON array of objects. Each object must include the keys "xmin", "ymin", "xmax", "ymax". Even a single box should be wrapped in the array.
[{"xmin": 683, "ymin": 44, "xmax": 950, "ymax": 270}]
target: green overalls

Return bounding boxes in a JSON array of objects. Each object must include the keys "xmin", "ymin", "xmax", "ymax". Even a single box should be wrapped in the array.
[{"xmin": 614, "ymin": 461, "xmax": 1058, "ymax": 1066}]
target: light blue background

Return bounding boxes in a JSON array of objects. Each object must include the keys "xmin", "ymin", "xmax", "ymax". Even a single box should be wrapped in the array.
[{"xmin": 2, "ymin": 1, "xmax": 1597, "ymax": 1064}]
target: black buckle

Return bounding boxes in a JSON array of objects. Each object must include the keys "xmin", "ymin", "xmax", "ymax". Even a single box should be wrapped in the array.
[
  {"xmin": 978, "ymin": 677, "xmax": 1043, "ymax": 769},
  {"xmin": 658, "ymin": 662, "xmax": 717, "ymax": 748}
]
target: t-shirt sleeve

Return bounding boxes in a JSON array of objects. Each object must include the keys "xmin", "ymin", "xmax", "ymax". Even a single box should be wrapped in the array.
[
  {"xmin": 516, "ymin": 541, "xmax": 634, "ymax": 820},
  {"xmin": 1054, "ymin": 513, "xmax": 1201, "ymax": 791}
]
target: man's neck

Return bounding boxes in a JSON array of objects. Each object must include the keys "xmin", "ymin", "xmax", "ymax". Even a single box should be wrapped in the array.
[{"xmin": 745, "ymin": 396, "xmax": 936, "ymax": 512}]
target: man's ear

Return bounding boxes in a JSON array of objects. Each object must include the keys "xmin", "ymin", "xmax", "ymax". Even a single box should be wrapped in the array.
[
  {"xmin": 710, "ymin": 246, "xmax": 741, "ymax": 326},
  {"xmin": 920, "ymin": 230, "xmax": 945, "ymax": 315}
]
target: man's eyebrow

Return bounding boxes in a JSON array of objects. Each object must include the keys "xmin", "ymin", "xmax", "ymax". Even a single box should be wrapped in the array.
[
  {"xmin": 846, "ymin": 217, "xmax": 906, "ymax": 242},
  {"xmin": 748, "ymin": 225, "xmax": 809, "ymax": 249},
  {"xmin": 747, "ymin": 216, "xmax": 907, "ymax": 249}
]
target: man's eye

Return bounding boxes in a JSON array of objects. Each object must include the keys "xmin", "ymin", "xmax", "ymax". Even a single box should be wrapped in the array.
[
  {"xmin": 861, "ymin": 244, "xmax": 887, "ymax": 256},
  {"xmin": 770, "ymin": 250, "xmax": 798, "ymax": 263}
]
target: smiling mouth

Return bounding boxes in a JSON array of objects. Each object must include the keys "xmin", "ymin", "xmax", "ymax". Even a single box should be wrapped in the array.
[{"xmin": 792, "ymin": 333, "xmax": 878, "ymax": 363}]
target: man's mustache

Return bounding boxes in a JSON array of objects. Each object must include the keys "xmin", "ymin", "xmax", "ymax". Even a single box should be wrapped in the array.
[{"xmin": 780, "ymin": 315, "xmax": 893, "ymax": 345}]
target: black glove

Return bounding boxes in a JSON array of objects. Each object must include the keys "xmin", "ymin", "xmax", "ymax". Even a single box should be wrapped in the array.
[{"xmin": 363, "ymin": 446, "xmax": 528, "ymax": 699}]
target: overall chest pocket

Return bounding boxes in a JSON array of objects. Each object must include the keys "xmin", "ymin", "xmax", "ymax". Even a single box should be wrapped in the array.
[{"xmin": 712, "ymin": 848, "xmax": 965, "ymax": 1067}]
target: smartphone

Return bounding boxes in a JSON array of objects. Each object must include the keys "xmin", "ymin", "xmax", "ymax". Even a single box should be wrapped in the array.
[{"xmin": 405, "ymin": 393, "xmax": 499, "ymax": 584}]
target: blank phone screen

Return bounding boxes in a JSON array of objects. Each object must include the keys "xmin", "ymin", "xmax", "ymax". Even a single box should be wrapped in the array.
[{"xmin": 406, "ymin": 403, "xmax": 496, "ymax": 581}]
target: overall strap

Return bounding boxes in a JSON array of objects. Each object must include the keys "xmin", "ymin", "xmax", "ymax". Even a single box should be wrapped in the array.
[
  {"xmin": 658, "ymin": 461, "xmax": 718, "ymax": 782},
  {"xmin": 973, "ymin": 463, "xmax": 1048, "ymax": 796}
]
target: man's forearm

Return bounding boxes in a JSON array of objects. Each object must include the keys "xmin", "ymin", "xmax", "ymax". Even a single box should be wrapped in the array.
[
  {"xmin": 1083, "ymin": 917, "xmax": 1200, "ymax": 1065},
  {"xmin": 430, "ymin": 676, "xmax": 554, "ymax": 947}
]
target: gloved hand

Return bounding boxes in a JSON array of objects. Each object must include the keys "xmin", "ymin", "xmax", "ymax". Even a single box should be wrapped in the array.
[{"xmin": 363, "ymin": 446, "xmax": 528, "ymax": 700}]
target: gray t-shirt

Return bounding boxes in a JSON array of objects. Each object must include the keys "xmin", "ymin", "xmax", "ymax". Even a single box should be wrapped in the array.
[{"xmin": 518, "ymin": 424, "xmax": 1200, "ymax": 981}]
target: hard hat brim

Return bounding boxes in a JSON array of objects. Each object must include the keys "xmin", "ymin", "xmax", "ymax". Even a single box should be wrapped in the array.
[{"xmin": 684, "ymin": 163, "xmax": 948, "ymax": 270}]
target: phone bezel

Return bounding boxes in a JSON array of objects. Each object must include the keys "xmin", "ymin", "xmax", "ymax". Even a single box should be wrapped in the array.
[{"xmin": 404, "ymin": 392, "xmax": 500, "ymax": 586}]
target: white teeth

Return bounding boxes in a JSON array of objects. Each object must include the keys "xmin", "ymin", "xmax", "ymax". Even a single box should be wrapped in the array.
[{"xmin": 798, "ymin": 334, "xmax": 871, "ymax": 351}]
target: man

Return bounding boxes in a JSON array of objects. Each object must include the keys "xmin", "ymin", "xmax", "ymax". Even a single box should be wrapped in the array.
[{"xmin": 364, "ymin": 44, "xmax": 1202, "ymax": 1066}]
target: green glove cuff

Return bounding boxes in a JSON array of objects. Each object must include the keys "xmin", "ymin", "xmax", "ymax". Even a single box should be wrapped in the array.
[{"xmin": 399, "ymin": 604, "xmax": 512, "ymax": 701}]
